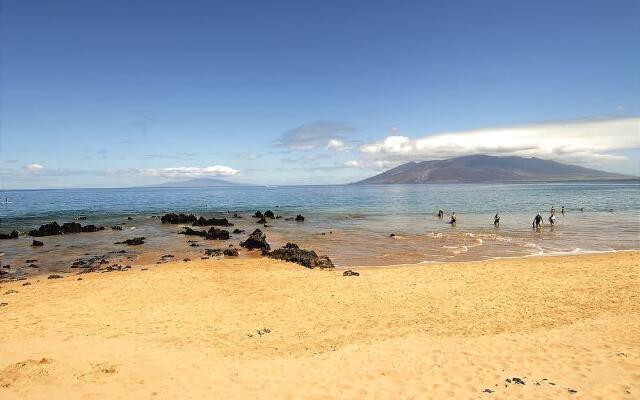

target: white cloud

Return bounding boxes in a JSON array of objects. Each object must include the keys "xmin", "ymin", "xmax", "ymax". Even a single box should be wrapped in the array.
[
  {"xmin": 23, "ymin": 163, "xmax": 44, "ymax": 172},
  {"xmin": 343, "ymin": 160, "xmax": 364, "ymax": 168},
  {"xmin": 326, "ymin": 139, "xmax": 351, "ymax": 151},
  {"xmin": 276, "ymin": 121, "xmax": 359, "ymax": 150},
  {"xmin": 359, "ymin": 117, "xmax": 640, "ymax": 165},
  {"xmin": 137, "ymin": 165, "xmax": 239, "ymax": 178}
]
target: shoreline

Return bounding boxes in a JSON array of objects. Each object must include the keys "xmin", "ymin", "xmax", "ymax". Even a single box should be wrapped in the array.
[{"xmin": 1, "ymin": 251, "xmax": 638, "ymax": 399}]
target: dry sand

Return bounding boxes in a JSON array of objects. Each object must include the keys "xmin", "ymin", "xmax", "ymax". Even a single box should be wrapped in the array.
[{"xmin": 0, "ymin": 251, "xmax": 638, "ymax": 399}]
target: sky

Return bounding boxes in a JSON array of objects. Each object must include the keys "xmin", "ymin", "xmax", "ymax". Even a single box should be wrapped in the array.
[{"xmin": 1, "ymin": 0, "xmax": 639, "ymax": 189}]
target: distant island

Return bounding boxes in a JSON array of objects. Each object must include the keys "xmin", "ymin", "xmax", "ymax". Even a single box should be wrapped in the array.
[
  {"xmin": 141, "ymin": 178, "xmax": 257, "ymax": 188},
  {"xmin": 355, "ymin": 155, "xmax": 634, "ymax": 184}
]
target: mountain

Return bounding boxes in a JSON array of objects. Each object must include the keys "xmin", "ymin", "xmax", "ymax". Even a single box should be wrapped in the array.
[
  {"xmin": 355, "ymin": 155, "xmax": 633, "ymax": 184},
  {"xmin": 142, "ymin": 178, "xmax": 255, "ymax": 188}
]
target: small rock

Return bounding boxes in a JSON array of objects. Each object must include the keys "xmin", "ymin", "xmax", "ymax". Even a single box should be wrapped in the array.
[
  {"xmin": 47, "ymin": 274, "xmax": 63, "ymax": 279},
  {"xmin": 22, "ymin": 282, "xmax": 31, "ymax": 286},
  {"xmin": 343, "ymin": 270, "xmax": 359, "ymax": 276},
  {"xmin": 483, "ymin": 388, "xmax": 494, "ymax": 393},
  {"xmin": 32, "ymin": 240, "xmax": 44, "ymax": 247}
]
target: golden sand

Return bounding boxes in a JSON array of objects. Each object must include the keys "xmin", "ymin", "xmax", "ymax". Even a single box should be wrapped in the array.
[{"xmin": 0, "ymin": 251, "xmax": 638, "ymax": 399}]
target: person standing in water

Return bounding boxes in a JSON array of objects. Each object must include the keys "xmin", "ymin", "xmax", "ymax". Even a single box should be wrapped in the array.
[
  {"xmin": 437, "ymin": 209, "xmax": 444, "ymax": 220},
  {"xmin": 533, "ymin": 213, "xmax": 543, "ymax": 229},
  {"xmin": 450, "ymin": 212, "xmax": 457, "ymax": 225},
  {"xmin": 549, "ymin": 212, "xmax": 557, "ymax": 226},
  {"xmin": 561, "ymin": 206, "xmax": 565, "ymax": 215},
  {"xmin": 494, "ymin": 213, "xmax": 500, "ymax": 227}
]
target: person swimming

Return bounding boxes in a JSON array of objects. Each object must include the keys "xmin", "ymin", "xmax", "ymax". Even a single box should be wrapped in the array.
[
  {"xmin": 450, "ymin": 212, "xmax": 457, "ymax": 225},
  {"xmin": 533, "ymin": 213, "xmax": 543, "ymax": 229},
  {"xmin": 437, "ymin": 209, "xmax": 444, "ymax": 220},
  {"xmin": 494, "ymin": 213, "xmax": 500, "ymax": 227}
]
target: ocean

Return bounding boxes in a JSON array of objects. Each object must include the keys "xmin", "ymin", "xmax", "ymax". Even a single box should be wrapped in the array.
[{"xmin": 1, "ymin": 182, "xmax": 639, "ymax": 276}]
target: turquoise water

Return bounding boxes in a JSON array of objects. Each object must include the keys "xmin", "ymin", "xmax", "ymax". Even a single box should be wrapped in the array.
[{"xmin": 1, "ymin": 182, "xmax": 639, "ymax": 275}]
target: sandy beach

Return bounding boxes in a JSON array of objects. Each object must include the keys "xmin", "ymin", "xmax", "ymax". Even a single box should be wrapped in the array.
[{"xmin": 0, "ymin": 251, "xmax": 638, "ymax": 399}]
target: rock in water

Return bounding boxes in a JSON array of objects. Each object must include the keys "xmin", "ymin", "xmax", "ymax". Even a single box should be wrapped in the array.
[
  {"xmin": 266, "ymin": 243, "xmax": 334, "ymax": 269},
  {"xmin": 29, "ymin": 222, "xmax": 105, "ymax": 237},
  {"xmin": 179, "ymin": 227, "xmax": 230, "ymax": 240},
  {"xmin": 192, "ymin": 216, "xmax": 233, "ymax": 227},
  {"xmin": 239, "ymin": 229, "xmax": 270, "ymax": 251},
  {"xmin": 252, "ymin": 211, "xmax": 264, "ymax": 219},
  {"xmin": 32, "ymin": 240, "xmax": 44, "ymax": 247},
  {"xmin": 264, "ymin": 210, "xmax": 275, "ymax": 219},
  {"xmin": 115, "ymin": 237, "xmax": 146, "ymax": 246},
  {"xmin": 295, "ymin": 214, "xmax": 305, "ymax": 222},
  {"xmin": 0, "ymin": 230, "xmax": 19, "ymax": 240},
  {"xmin": 160, "ymin": 213, "xmax": 198, "ymax": 224}
]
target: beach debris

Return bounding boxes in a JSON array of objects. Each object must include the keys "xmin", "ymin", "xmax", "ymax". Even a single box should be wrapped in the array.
[
  {"xmin": 233, "ymin": 228, "xmax": 245, "ymax": 234},
  {"xmin": 239, "ymin": 229, "xmax": 271, "ymax": 251},
  {"xmin": 505, "ymin": 377, "xmax": 525, "ymax": 385},
  {"xmin": 256, "ymin": 328, "xmax": 271, "ymax": 336},
  {"xmin": 180, "ymin": 227, "xmax": 230, "ymax": 240},
  {"xmin": 31, "ymin": 240, "xmax": 44, "ymax": 247},
  {"xmin": 0, "ymin": 230, "xmax": 19, "ymax": 240},
  {"xmin": 295, "ymin": 214, "xmax": 305, "ymax": 222},
  {"xmin": 567, "ymin": 388, "xmax": 577, "ymax": 394},
  {"xmin": 266, "ymin": 243, "xmax": 334, "ymax": 269},
  {"xmin": 264, "ymin": 210, "xmax": 275, "ymax": 219},
  {"xmin": 160, "ymin": 213, "xmax": 198, "ymax": 224},
  {"xmin": 343, "ymin": 270, "xmax": 359, "ymax": 276},
  {"xmin": 47, "ymin": 274, "xmax": 64, "ymax": 279},
  {"xmin": 115, "ymin": 237, "xmax": 146, "ymax": 246},
  {"xmin": 192, "ymin": 216, "xmax": 233, "ymax": 227},
  {"xmin": 29, "ymin": 222, "xmax": 105, "ymax": 237},
  {"xmin": 112, "ymin": 225, "xmax": 123, "ymax": 230}
]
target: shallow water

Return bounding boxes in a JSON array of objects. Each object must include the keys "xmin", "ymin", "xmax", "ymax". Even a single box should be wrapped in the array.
[{"xmin": 1, "ymin": 182, "xmax": 638, "ymax": 276}]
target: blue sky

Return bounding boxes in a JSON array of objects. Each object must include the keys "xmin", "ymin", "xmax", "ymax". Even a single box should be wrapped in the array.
[{"xmin": 1, "ymin": 0, "xmax": 639, "ymax": 188}]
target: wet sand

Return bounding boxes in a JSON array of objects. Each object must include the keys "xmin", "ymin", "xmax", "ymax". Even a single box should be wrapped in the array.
[{"xmin": 0, "ymin": 251, "xmax": 638, "ymax": 399}]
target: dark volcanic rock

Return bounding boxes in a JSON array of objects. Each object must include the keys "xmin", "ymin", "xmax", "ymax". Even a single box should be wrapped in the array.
[
  {"xmin": 295, "ymin": 214, "xmax": 305, "ymax": 222},
  {"xmin": 253, "ymin": 211, "xmax": 264, "ymax": 219},
  {"xmin": 239, "ymin": 229, "xmax": 270, "ymax": 251},
  {"xmin": 205, "ymin": 248, "xmax": 223, "ymax": 256},
  {"xmin": 232, "ymin": 228, "xmax": 245, "ymax": 234},
  {"xmin": 32, "ymin": 240, "xmax": 44, "ymax": 247},
  {"xmin": 223, "ymin": 248, "xmax": 239, "ymax": 256},
  {"xmin": 112, "ymin": 225, "xmax": 123, "ymax": 231},
  {"xmin": 48, "ymin": 274, "xmax": 64, "ymax": 279},
  {"xmin": 29, "ymin": 222, "xmax": 105, "ymax": 237},
  {"xmin": 266, "ymin": 243, "xmax": 334, "ymax": 269},
  {"xmin": 115, "ymin": 237, "xmax": 146, "ymax": 246},
  {"xmin": 192, "ymin": 216, "xmax": 233, "ymax": 227},
  {"xmin": 264, "ymin": 210, "xmax": 275, "ymax": 219},
  {"xmin": 160, "ymin": 213, "xmax": 198, "ymax": 224},
  {"xmin": 256, "ymin": 217, "xmax": 267, "ymax": 224},
  {"xmin": 0, "ymin": 230, "xmax": 19, "ymax": 240},
  {"xmin": 343, "ymin": 270, "xmax": 359, "ymax": 276},
  {"xmin": 179, "ymin": 227, "xmax": 230, "ymax": 240}
]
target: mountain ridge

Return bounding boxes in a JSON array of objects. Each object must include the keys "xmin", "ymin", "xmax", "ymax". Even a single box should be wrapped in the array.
[{"xmin": 355, "ymin": 155, "xmax": 634, "ymax": 184}]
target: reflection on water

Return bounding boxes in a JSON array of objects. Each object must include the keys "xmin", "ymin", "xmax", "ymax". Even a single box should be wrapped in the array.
[{"xmin": 1, "ymin": 182, "xmax": 638, "ymax": 276}]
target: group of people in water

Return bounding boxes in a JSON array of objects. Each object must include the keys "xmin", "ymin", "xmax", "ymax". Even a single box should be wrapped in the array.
[{"xmin": 437, "ymin": 205, "xmax": 581, "ymax": 230}]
